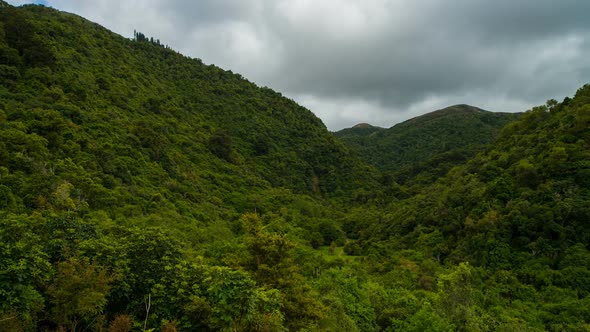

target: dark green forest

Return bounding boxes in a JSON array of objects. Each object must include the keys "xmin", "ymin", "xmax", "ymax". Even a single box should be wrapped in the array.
[
  {"xmin": 1, "ymin": 3, "xmax": 589, "ymax": 331},
  {"xmin": 335, "ymin": 105, "xmax": 521, "ymax": 184}
]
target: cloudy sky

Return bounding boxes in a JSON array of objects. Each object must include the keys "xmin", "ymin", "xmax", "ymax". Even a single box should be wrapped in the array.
[{"xmin": 8, "ymin": 0, "xmax": 590, "ymax": 130}]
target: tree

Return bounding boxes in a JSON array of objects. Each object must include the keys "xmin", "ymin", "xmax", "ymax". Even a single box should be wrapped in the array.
[
  {"xmin": 436, "ymin": 263, "xmax": 494, "ymax": 330},
  {"xmin": 47, "ymin": 257, "xmax": 113, "ymax": 332},
  {"xmin": 241, "ymin": 213, "xmax": 295, "ymax": 284},
  {"xmin": 208, "ymin": 130, "xmax": 233, "ymax": 161},
  {"xmin": 0, "ymin": 214, "xmax": 50, "ymax": 329},
  {"xmin": 403, "ymin": 301, "xmax": 455, "ymax": 332},
  {"xmin": 204, "ymin": 266, "xmax": 284, "ymax": 331},
  {"xmin": 107, "ymin": 314, "xmax": 133, "ymax": 332},
  {"xmin": 319, "ymin": 221, "xmax": 341, "ymax": 245},
  {"xmin": 240, "ymin": 213, "xmax": 325, "ymax": 330}
]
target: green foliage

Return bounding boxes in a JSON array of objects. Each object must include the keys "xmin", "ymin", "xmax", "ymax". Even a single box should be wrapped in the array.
[
  {"xmin": 204, "ymin": 267, "xmax": 284, "ymax": 331},
  {"xmin": 314, "ymin": 267, "xmax": 378, "ymax": 331},
  {"xmin": 352, "ymin": 86, "xmax": 590, "ymax": 330},
  {"xmin": 335, "ymin": 104, "xmax": 520, "ymax": 174},
  {"xmin": 0, "ymin": 3, "xmax": 589, "ymax": 330},
  {"xmin": 47, "ymin": 256, "xmax": 113, "ymax": 331},
  {"xmin": 240, "ymin": 213, "xmax": 325, "ymax": 330},
  {"xmin": 401, "ymin": 302, "xmax": 455, "ymax": 332},
  {"xmin": 0, "ymin": 214, "xmax": 50, "ymax": 328},
  {"xmin": 107, "ymin": 314, "xmax": 133, "ymax": 332},
  {"xmin": 208, "ymin": 130, "xmax": 233, "ymax": 161}
]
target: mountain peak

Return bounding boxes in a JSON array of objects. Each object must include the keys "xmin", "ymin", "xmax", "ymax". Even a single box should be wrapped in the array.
[
  {"xmin": 352, "ymin": 123, "xmax": 379, "ymax": 129},
  {"xmin": 442, "ymin": 104, "xmax": 484, "ymax": 111},
  {"xmin": 336, "ymin": 104, "xmax": 520, "ymax": 172},
  {"xmin": 398, "ymin": 104, "xmax": 488, "ymax": 126},
  {"xmin": 428, "ymin": 104, "xmax": 487, "ymax": 116}
]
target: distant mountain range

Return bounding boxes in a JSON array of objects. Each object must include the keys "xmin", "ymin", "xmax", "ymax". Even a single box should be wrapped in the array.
[{"xmin": 335, "ymin": 104, "xmax": 521, "ymax": 174}]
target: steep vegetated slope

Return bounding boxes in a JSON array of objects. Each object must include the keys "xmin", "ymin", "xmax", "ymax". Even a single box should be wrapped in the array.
[
  {"xmin": 1, "ymin": 2, "xmax": 590, "ymax": 331},
  {"xmin": 0, "ymin": 3, "xmax": 377, "ymax": 216},
  {"xmin": 343, "ymin": 87, "xmax": 590, "ymax": 330},
  {"xmin": 335, "ymin": 105, "xmax": 521, "ymax": 177},
  {"xmin": 0, "ymin": 3, "xmax": 377, "ymax": 331}
]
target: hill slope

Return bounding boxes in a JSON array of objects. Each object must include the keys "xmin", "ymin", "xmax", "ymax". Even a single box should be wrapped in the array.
[
  {"xmin": 0, "ymin": 5, "xmax": 379, "ymax": 329},
  {"xmin": 2, "ymin": 3, "xmax": 590, "ymax": 332},
  {"xmin": 0, "ymin": 4, "xmax": 377, "ymax": 221},
  {"xmin": 335, "ymin": 104, "xmax": 521, "ymax": 173},
  {"xmin": 344, "ymin": 88, "xmax": 590, "ymax": 330}
]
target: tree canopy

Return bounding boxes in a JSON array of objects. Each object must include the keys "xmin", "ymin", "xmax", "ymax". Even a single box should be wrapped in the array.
[{"xmin": 0, "ymin": 3, "xmax": 589, "ymax": 331}]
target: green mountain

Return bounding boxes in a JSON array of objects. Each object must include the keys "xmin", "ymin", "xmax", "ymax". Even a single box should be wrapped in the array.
[
  {"xmin": 344, "ymin": 89, "xmax": 590, "ymax": 330},
  {"xmin": 335, "ymin": 122, "xmax": 384, "ymax": 138},
  {"xmin": 0, "ymin": 3, "xmax": 378, "ymax": 330},
  {"xmin": 335, "ymin": 104, "xmax": 521, "ymax": 174},
  {"xmin": 0, "ymin": 3, "xmax": 377, "ymax": 217},
  {"xmin": 1, "ymin": 3, "xmax": 590, "ymax": 332}
]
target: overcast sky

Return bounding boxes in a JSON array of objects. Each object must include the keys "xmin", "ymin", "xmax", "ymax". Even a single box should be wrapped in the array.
[{"xmin": 8, "ymin": 0, "xmax": 590, "ymax": 130}]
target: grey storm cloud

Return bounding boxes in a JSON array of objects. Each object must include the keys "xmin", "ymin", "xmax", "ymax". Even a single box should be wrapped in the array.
[{"xmin": 8, "ymin": 0, "xmax": 590, "ymax": 130}]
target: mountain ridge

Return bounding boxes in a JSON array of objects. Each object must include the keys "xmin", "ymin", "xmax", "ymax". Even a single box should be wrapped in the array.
[
  {"xmin": 335, "ymin": 104, "xmax": 521, "ymax": 173},
  {"xmin": 398, "ymin": 104, "xmax": 497, "ymax": 126},
  {"xmin": 0, "ymin": 3, "xmax": 378, "ymax": 203}
]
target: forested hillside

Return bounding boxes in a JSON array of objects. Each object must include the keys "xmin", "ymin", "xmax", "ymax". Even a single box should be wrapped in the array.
[
  {"xmin": 0, "ymin": 3, "xmax": 378, "ymax": 331},
  {"xmin": 335, "ymin": 105, "xmax": 521, "ymax": 175},
  {"xmin": 1, "ymin": 2, "xmax": 590, "ymax": 332},
  {"xmin": 342, "ymin": 89, "xmax": 590, "ymax": 330}
]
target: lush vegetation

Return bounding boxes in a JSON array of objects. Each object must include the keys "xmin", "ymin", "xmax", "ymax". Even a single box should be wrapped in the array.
[
  {"xmin": 335, "ymin": 105, "xmax": 521, "ymax": 174},
  {"xmin": 1, "ymin": 2, "xmax": 590, "ymax": 331}
]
